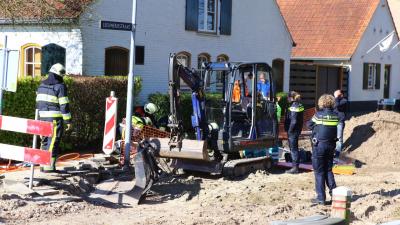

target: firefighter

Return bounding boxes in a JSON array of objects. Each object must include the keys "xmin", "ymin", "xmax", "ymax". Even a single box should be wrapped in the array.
[
  {"xmin": 36, "ymin": 63, "xmax": 72, "ymax": 172},
  {"xmin": 307, "ymin": 94, "xmax": 339, "ymax": 205},
  {"xmin": 284, "ymin": 91, "xmax": 304, "ymax": 174}
]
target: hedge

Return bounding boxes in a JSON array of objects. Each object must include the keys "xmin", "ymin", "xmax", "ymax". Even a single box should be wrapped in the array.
[
  {"xmin": 0, "ymin": 75, "xmax": 142, "ymax": 152},
  {"xmin": 148, "ymin": 92, "xmax": 223, "ymax": 135}
]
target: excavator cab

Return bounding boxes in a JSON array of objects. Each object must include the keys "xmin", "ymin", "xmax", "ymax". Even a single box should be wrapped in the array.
[{"xmin": 131, "ymin": 54, "xmax": 278, "ymax": 203}]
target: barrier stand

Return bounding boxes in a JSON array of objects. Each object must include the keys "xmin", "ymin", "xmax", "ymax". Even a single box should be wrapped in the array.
[
  {"xmin": 103, "ymin": 91, "xmax": 118, "ymax": 155},
  {"xmin": 331, "ymin": 186, "xmax": 352, "ymax": 225},
  {"xmin": 0, "ymin": 115, "xmax": 53, "ymax": 185},
  {"xmin": 28, "ymin": 109, "xmax": 39, "ymax": 189}
]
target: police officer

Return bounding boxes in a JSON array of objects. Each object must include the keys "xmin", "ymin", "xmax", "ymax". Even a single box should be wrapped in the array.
[
  {"xmin": 284, "ymin": 91, "xmax": 304, "ymax": 174},
  {"xmin": 36, "ymin": 63, "xmax": 72, "ymax": 172},
  {"xmin": 307, "ymin": 94, "xmax": 339, "ymax": 205}
]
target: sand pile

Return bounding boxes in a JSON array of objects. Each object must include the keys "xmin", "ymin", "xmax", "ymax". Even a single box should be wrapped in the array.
[{"xmin": 343, "ymin": 110, "xmax": 400, "ymax": 169}]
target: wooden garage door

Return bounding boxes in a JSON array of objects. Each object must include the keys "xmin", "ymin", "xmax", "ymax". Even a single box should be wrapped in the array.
[
  {"xmin": 289, "ymin": 64, "xmax": 317, "ymax": 107},
  {"xmin": 317, "ymin": 66, "xmax": 340, "ymax": 99}
]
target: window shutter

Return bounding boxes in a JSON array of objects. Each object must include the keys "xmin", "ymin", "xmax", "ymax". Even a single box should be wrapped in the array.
[
  {"xmin": 375, "ymin": 63, "xmax": 381, "ymax": 89},
  {"xmin": 220, "ymin": 0, "xmax": 232, "ymax": 35},
  {"xmin": 185, "ymin": 0, "xmax": 199, "ymax": 31},
  {"xmin": 362, "ymin": 63, "xmax": 368, "ymax": 90},
  {"xmin": 41, "ymin": 44, "xmax": 66, "ymax": 75}
]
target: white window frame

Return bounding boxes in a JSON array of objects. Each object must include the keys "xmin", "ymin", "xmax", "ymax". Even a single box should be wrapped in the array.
[
  {"xmin": 24, "ymin": 46, "xmax": 41, "ymax": 77},
  {"xmin": 216, "ymin": 55, "xmax": 229, "ymax": 89},
  {"xmin": 176, "ymin": 52, "xmax": 191, "ymax": 90},
  {"xmin": 198, "ymin": 0, "xmax": 218, "ymax": 33},
  {"xmin": 367, "ymin": 63, "xmax": 376, "ymax": 89}
]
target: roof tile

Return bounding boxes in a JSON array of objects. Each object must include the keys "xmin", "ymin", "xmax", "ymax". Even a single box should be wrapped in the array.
[{"xmin": 277, "ymin": 0, "xmax": 380, "ymax": 58}]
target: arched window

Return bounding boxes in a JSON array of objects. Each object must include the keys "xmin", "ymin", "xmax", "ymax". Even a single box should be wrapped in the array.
[
  {"xmin": 216, "ymin": 54, "xmax": 229, "ymax": 87},
  {"xmin": 216, "ymin": 54, "xmax": 229, "ymax": 62},
  {"xmin": 176, "ymin": 51, "xmax": 192, "ymax": 90},
  {"xmin": 21, "ymin": 43, "xmax": 42, "ymax": 77},
  {"xmin": 272, "ymin": 59, "xmax": 285, "ymax": 93},
  {"xmin": 176, "ymin": 51, "xmax": 191, "ymax": 67},
  {"xmin": 197, "ymin": 53, "xmax": 210, "ymax": 70},
  {"xmin": 105, "ymin": 46, "xmax": 129, "ymax": 76}
]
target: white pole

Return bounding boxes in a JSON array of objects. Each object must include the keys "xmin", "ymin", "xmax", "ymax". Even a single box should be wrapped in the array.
[
  {"xmin": 0, "ymin": 35, "xmax": 7, "ymax": 115},
  {"xmin": 29, "ymin": 109, "xmax": 39, "ymax": 189},
  {"xmin": 124, "ymin": 0, "xmax": 137, "ymax": 169}
]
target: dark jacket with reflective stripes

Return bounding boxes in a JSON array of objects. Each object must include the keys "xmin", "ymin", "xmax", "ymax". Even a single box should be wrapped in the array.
[
  {"xmin": 284, "ymin": 101, "xmax": 304, "ymax": 134},
  {"xmin": 307, "ymin": 108, "xmax": 339, "ymax": 142},
  {"xmin": 36, "ymin": 74, "xmax": 71, "ymax": 124}
]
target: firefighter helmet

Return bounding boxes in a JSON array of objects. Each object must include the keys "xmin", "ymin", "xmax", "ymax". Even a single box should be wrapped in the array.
[
  {"xmin": 49, "ymin": 63, "xmax": 66, "ymax": 76},
  {"xmin": 144, "ymin": 103, "xmax": 158, "ymax": 115}
]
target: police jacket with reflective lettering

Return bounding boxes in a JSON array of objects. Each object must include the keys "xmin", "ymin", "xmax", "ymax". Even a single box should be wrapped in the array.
[
  {"xmin": 36, "ymin": 73, "xmax": 71, "ymax": 124},
  {"xmin": 307, "ymin": 108, "xmax": 338, "ymax": 142},
  {"xmin": 284, "ymin": 101, "xmax": 304, "ymax": 134}
]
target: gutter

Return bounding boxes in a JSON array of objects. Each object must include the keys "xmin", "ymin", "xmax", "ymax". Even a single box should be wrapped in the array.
[
  {"xmin": 0, "ymin": 18, "xmax": 77, "ymax": 25},
  {"xmin": 291, "ymin": 56, "xmax": 351, "ymax": 61}
]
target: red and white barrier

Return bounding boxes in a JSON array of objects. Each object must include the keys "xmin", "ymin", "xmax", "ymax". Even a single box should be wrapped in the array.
[
  {"xmin": 103, "ymin": 93, "xmax": 118, "ymax": 154},
  {"xmin": 0, "ymin": 115, "xmax": 53, "ymax": 165},
  {"xmin": 0, "ymin": 115, "xmax": 53, "ymax": 137}
]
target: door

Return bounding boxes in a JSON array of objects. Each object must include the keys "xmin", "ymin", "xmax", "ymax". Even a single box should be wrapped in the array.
[
  {"xmin": 41, "ymin": 43, "xmax": 66, "ymax": 75},
  {"xmin": 317, "ymin": 66, "xmax": 340, "ymax": 101},
  {"xmin": 105, "ymin": 47, "xmax": 129, "ymax": 76},
  {"xmin": 384, "ymin": 65, "xmax": 391, "ymax": 98}
]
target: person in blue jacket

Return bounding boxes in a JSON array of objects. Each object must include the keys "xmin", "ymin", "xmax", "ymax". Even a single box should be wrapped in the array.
[
  {"xmin": 333, "ymin": 90, "xmax": 347, "ymax": 158},
  {"xmin": 257, "ymin": 72, "xmax": 270, "ymax": 99},
  {"xmin": 36, "ymin": 63, "xmax": 72, "ymax": 172},
  {"xmin": 284, "ymin": 91, "xmax": 304, "ymax": 174},
  {"xmin": 307, "ymin": 94, "xmax": 339, "ymax": 205}
]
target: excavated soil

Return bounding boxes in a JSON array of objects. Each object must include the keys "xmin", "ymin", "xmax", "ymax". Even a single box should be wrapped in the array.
[
  {"xmin": 1, "ymin": 111, "xmax": 400, "ymax": 225},
  {"xmin": 343, "ymin": 111, "xmax": 400, "ymax": 170}
]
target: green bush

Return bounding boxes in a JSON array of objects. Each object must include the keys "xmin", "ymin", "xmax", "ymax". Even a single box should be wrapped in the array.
[
  {"xmin": 148, "ymin": 92, "xmax": 222, "ymax": 134},
  {"xmin": 0, "ymin": 75, "xmax": 142, "ymax": 152}
]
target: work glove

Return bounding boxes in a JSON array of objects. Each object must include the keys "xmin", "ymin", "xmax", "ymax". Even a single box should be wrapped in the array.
[{"xmin": 65, "ymin": 124, "xmax": 72, "ymax": 131}]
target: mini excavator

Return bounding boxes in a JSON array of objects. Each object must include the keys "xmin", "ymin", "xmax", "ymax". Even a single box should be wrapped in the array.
[{"xmin": 131, "ymin": 54, "xmax": 279, "ymax": 203}]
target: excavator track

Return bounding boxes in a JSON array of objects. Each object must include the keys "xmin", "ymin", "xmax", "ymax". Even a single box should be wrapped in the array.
[{"xmin": 223, "ymin": 156, "xmax": 272, "ymax": 178}]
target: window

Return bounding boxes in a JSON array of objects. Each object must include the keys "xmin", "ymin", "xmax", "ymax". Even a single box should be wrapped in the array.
[
  {"xmin": 135, "ymin": 46, "xmax": 145, "ymax": 65},
  {"xmin": 176, "ymin": 51, "xmax": 192, "ymax": 90},
  {"xmin": 20, "ymin": 44, "xmax": 42, "ymax": 77},
  {"xmin": 176, "ymin": 52, "xmax": 191, "ymax": 67},
  {"xmin": 197, "ymin": 53, "xmax": 210, "ymax": 70},
  {"xmin": 105, "ymin": 47, "xmax": 129, "ymax": 76},
  {"xmin": 363, "ymin": 63, "xmax": 381, "ymax": 90},
  {"xmin": 41, "ymin": 43, "xmax": 66, "ymax": 75},
  {"xmin": 185, "ymin": 0, "xmax": 232, "ymax": 35},
  {"xmin": 216, "ymin": 54, "xmax": 229, "ymax": 88},
  {"xmin": 198, "ymin": 0, "xmax": 217, "ymax": 32},
  {"xmin": 367, "ymin": 64, "xmax": 376, "ymax": 89}
]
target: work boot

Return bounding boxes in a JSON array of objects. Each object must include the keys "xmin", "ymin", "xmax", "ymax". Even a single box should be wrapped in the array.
[
  {"xmin": 310, "ymin": 198, "xmax": 326, "ymax": 205},
  {"xmin": 286, "ymin": 166, "xmax": 299, "ymax": 174},
  {"xmin": 40, "ymin": 157, "xmax": 57, "ymax": 173}
]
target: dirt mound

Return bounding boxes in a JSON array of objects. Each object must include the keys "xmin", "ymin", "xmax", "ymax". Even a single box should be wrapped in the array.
[{"xmin": 343, "ymin": 111, "xmax": 400, "ymax": 169}]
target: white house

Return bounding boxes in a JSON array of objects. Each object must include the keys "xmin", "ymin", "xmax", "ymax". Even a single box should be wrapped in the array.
[
  {"xmin": 0, "ymin": 0, "xmax": 294, "ymax": 102},
  {"xmin": 278, "ymin": 0, "xmax": 400, "ymax": 111}
]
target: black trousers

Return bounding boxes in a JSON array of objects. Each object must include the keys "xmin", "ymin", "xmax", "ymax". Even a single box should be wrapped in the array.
[
  {"xmin": 312, "ymin": 142, "xmax": 337, "ymax": 202},
  {"xmin": 41, "ymin": 119, "xmax": 63, "ymax": 158},
  {"xmin": 288, "ymin": 132, "xmax": 300, "ymax": 167}
]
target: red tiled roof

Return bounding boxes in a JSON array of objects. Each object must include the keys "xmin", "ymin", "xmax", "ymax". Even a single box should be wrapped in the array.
[
  {"xmin": 277, "ymin": 0, "xmax": 380, "ymax": 59},
  {"xmin": 388, "ymin": 0, "xmax": 400, "ymax": 37},
  {"xmin": 0, "ymin": 0, "xmax": 94, "ymax": 21}
]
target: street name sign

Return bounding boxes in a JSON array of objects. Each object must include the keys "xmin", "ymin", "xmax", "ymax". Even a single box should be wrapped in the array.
[{"xmin": 100, "ymin": 20, "xmax": 134, "ymax": 31}]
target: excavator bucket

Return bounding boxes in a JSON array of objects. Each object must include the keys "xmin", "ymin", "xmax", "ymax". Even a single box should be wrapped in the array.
[{"xmin": 130, "ymin": 143, "xmax": 158, "ymax": 204}]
